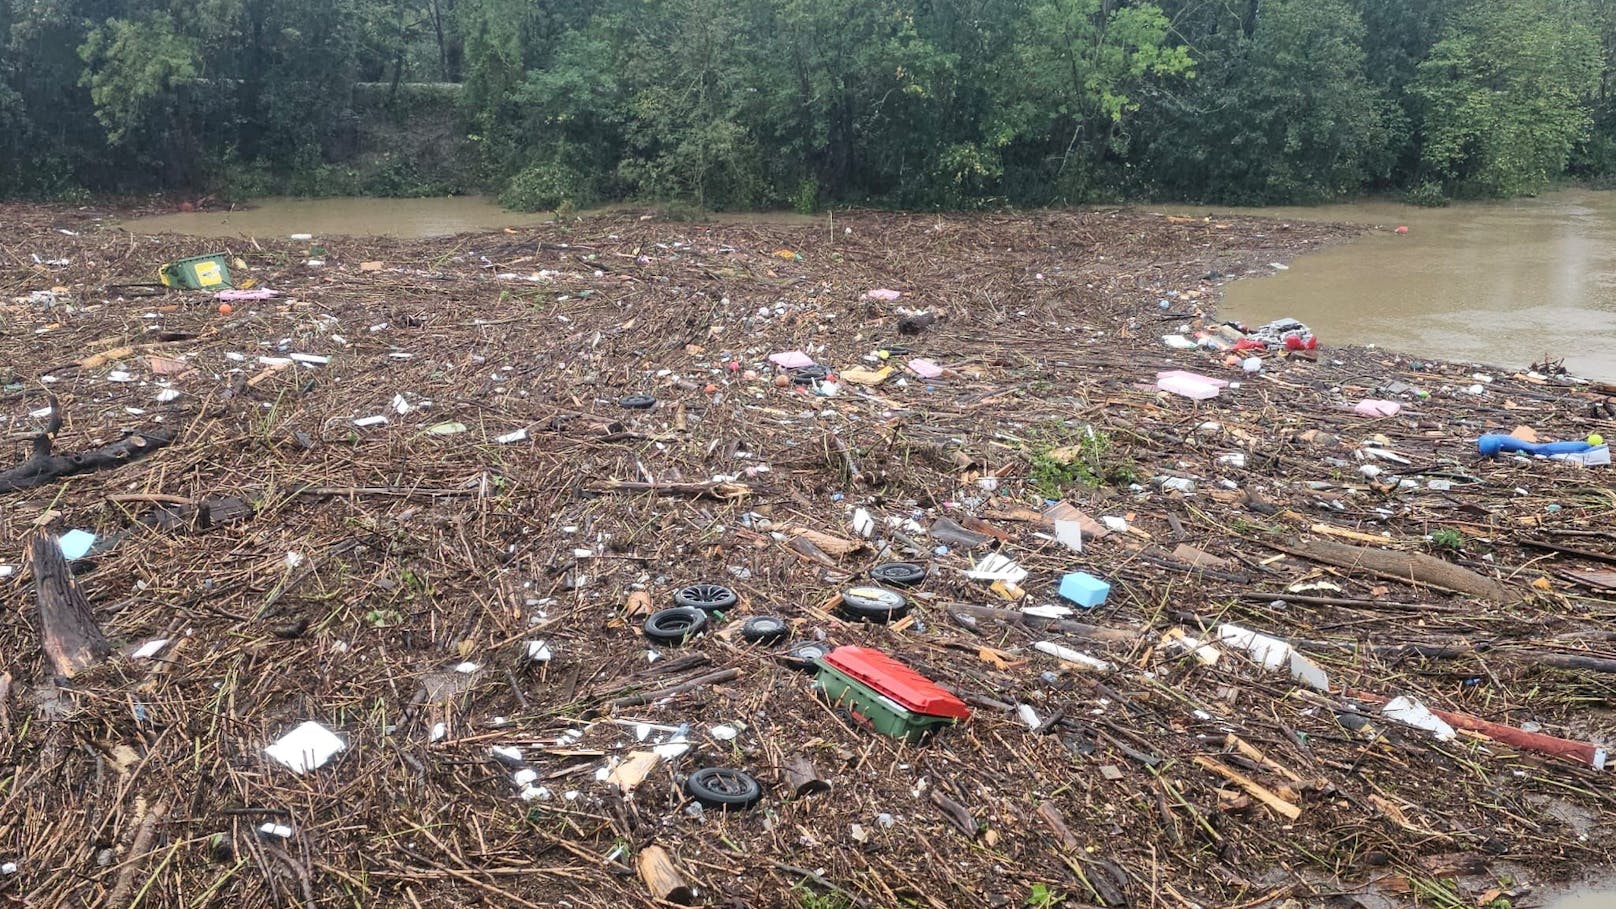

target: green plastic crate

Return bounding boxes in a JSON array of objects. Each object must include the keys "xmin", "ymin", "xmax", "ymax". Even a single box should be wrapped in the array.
[
  {"xmin": 159, "ymin": 253, "xmax": 232, "ymax": 290},
  {"xmin": 814, "ymin": 663, "xmax": 960, "ymax": 743}
]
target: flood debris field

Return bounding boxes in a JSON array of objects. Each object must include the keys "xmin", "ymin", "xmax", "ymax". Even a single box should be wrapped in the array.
[{"xmin": 0, "ymin": 202, "xmax": 1612, "ymax": 909}]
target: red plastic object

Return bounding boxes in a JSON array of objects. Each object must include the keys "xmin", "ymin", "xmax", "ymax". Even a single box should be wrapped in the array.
[{"xmin": 821, "ymin": 647, "xmax": 971, "ymax": 720}]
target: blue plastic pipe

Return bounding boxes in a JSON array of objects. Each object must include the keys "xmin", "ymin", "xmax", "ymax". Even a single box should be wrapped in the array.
[{"xmin": 1476, "ymin": 434, "xmax": 1593, "ymax": 457}]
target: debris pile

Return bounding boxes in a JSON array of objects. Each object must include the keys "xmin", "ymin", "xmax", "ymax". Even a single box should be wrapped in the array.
[{"xmin": 0, "ymin": 201, "xmax": 1612, "ymax": 908}]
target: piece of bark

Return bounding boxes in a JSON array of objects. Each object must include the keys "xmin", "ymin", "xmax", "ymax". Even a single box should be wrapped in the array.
[
  {"xmin": 31, "ymin": 534, "xmax": 109, "ymax": 678},
  {"xmin": 789, "ymin": 527, "xmax": 860, "ymax": 557},
  {"xmin": 783, "ymin": 755, "xmax": 831, "ymax": 797},
  {"xmin": 1277, "ymin": 537, "xmax": 1512, "ymax": 603},
  {"xmin": 1036, "ymin": 801, "xmax": 1080, "ymax": 850},
  {"xmin": 636, "ymin": 845, "xmax": 695, "ymax": 905},
  {"xmin": 927, "ymin": 788, "xmax": 978, "ymax": 837}
]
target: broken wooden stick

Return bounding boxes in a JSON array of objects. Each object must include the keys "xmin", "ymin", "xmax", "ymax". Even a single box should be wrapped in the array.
[
  {"xmin": 636, "ymin": 845, "xmax": 695, "ymax": 905},
  {"xmin": 586, "ymin": 478, "xmax": 752, "ymax": 499},
  {"xmin": 605, "ymin": 668, "xmax": 741, "ymax": 710},
  {"xmin": 31, "ymin": 534, "xmax": 109, "ymax": 678},
  {"xmin": 1274, "ymin": 537, "xmax": 1512, "ymax": 603},
  {"xmin": 0, "ymin": 397, "xmax": 174, "ymax": 493},
  {"xmin": 1191, "ymin": 755, "xmax": 1302, "ymax": 820}
]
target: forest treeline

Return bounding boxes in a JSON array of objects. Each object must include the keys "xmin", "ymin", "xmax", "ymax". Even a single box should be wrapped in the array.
[{"xmin": 2, "ymin": 0, "xmax": 1613, "ymax": 209}]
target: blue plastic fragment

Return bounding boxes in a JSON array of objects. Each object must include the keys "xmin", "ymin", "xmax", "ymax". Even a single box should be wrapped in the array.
[{"xmin": 58, "ymin": 529, "xmax": 97, "ymax": 561}]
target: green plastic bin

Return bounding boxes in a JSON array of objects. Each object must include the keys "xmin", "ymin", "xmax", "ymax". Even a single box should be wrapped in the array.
[
  {"xmin": 814, "ymin": 659, "xmax": 964, "ymax": 743},
  {"xmin": 159, "ymin": 254, "xmax": 232, "ymax": 290}
]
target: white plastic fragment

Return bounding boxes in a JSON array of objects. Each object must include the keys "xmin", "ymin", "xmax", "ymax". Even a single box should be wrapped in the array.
[
  {"xmin": 491, "ymin": 745, "xmax": 523, "ymax": 762},
  {"xmin": 258, "ymin": 823, "xmax": 294, "ymax": 838},
  {"xmin": 709, "ymin": 724, "xmax": 738, "ymax": 741},
  {"xmin": 1016, "ymin": 704, "xmax": 1041, "ymax": 729},
  {"xmin": 155, "ymin": 388, "xmax": 181, "ymax": 403},
  {"xmin": 289, "ymin": 353, "xmax": 330, "ymax": 366},
  {"xmin": 106, "ymin": 370, "xmax": 134, "ymax": 383},
  {"xmin": 496, "ymin": 428, "xmax": 529, "ymax": 444},
  {"xmin": 1053, "ymin": 519, "xmax": 1084, "ymax": 553},
  {"xmin": 1034, "ymin": 641, "xmax": 1114, "ymax": 671},
  {"xmin": 512, "ymin": 768, "xmax": 539, "ymax": 786},
  {"xmin": 130, "ymin": 639, "xmax": 169, "ymax": 660},
  {"xmin": 525, "ymin": 640, "xmax": 554, "ymax": 663},
  {"xmin": 454, "ymin": 661, "xmax": 482, "ymax": 674},
  {"xmin": 965, "ymin": 553, "xmax": 1028, "ymax": 583},
  {"xmin": 1, "ymin": 862, "xmax": 16, "ymax": 875},
  {"xmin": 429, "ymin": 722, "xmax": 447, "ymax": 742},
  {"xmin": 850, "ymin": 507, "xmax": 875, "ymax": 538},
  {"xmin": 353, "ymin": 415, "xmax": 389, "ymax": 428},
  {"xmin": 1217, "ymin": 623, "xmax": 1330, "ymax": 691},
  {"xmin": 1381, "ymin": 696, "xmax": 1456, "ymax": 741},
  {"xmin": 265, "ymin": 721, "xmax": 347, "ymax": 774}
]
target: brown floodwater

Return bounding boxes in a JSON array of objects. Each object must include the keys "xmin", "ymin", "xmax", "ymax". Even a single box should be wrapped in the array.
[
  {"xmin": 123, "ymin": 196, "xmax": 823, "ymax": 240},
  {"xmin": 1548, "ymin": 887, "xmax": 1616, "ymax": 909},
  {"xmin": 1160, "ymin": 189, "xmax": 1616, "ymax": 381}
]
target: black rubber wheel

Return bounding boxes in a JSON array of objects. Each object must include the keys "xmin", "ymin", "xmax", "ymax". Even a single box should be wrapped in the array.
[
  {"xmin": 618, "ymin": 394, "xmax": 657, "ymax": 409},
  {"xmin": 789, "ymin": 365, "xmax": 829, "ymax": 385},
  {"xmin": 739, "ymin": 615, "xmax": 788, "ymax": 645},
  {"xmin": 838, "ymin": 586, "xmax": 910, "ymax": 623},
  {"xmin": 684, "ymin": 767, "xmax": 762, "ymax": 810},
  {"xmin": 643, "ymin": 607, "xmax": 709, "ymax": 645},
  {"xmin": 673, "ymin": 583, "xmax": 738, "ymax": 614},
  {"xmin": 779, "ymin": 641, "xmax": 830, "ymax": 672},
  {"xmin": 870, "ymin": 561, "xmax": 926, "ymax": 588}
]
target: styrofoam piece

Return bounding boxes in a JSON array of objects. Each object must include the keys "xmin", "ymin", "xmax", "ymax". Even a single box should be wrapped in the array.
[
  {"xmin": 264, "ymin": 721, "xmax": 347, "ymax": 774},
  {"xmin": 1381, "ymin": 696, "xmax": 1456, "ymax": 741}
]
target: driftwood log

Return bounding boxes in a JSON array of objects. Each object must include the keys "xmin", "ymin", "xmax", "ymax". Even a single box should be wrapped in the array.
[
  {"xmin": 635, "ymin": 845, "xmax": 694, "ymax": 904},
  {"xmin": 0, "ymin": 397, "xmax": 174, "ymax": 493},
  {"xmin": 783, "ymin": 755, "xmax": 831, "ymax": 797},
  {"xmin": 31, "ymin": 534, "xmax": 109, "ymax": 678},
  {"xmin": 1275, "ymin": 537, "xmax": 1513, "ymax": 603}
]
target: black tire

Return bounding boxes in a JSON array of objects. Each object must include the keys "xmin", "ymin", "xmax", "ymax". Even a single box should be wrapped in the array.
[
  {"xmin": 790, "ymin": 365, "xmax": 829, "ymax": 385},
  {"xmin": 643, "ymin": 607, "xmax": 709, "ymax": 645},
  {"xmin": 780, "ymin": 641, "xmax": 830, "ymax": 672},
  {"xmin": 684, "ymin": 767, "xmax": 762, "ymax": 810},
  {"xmin": 673, "ymin": 583, "xmax": 739, "ymax": 614},
  {"xmin": 740, "ymin": 615, "xmax": 788, "ymax": 645},
  {"xmin": 838, "ymin": 586, "xmax": 910, "ymax": 623},
  {"xmin": 870, "ymin": 561, "xmax": 926, "ymax": 588},
  {"xmin": 618, "ymin": 394, "xmax": 657, "ymax": 409}
]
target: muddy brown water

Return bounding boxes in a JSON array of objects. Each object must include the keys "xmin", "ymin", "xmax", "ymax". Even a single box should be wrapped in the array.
[
  {"xmin": 1162, "ymin": 189, "xmax": 1616, "ymax": 381},
  {"xmin": 1549, "ymin": 888, "xmax": 1616, "ymax": 909}
]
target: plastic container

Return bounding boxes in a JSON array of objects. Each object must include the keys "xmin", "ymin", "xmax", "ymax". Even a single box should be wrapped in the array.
[
  {"xmin": 815, "ymin": 647, "xmax": 969, "ymax": 742},
  {"xmin": 1058, "ymin": 571, "xmax": 1111, "ymax": 608},
  {"xmin": 159, "ymin": 254, "xmax": 232, "ymax": 290}
]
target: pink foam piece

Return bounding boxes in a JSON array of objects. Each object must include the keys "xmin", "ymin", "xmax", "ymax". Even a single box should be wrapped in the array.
[
  {"xmin": 864, "ymin": 288, "xmax": 902, "ymax": 302},
  {"xmin": 1155, "ymin": 370, "xmax": 1229, "ymax": 388},
  {"xmin": 908, "ymin": 358, "xmax": 943, "ymax": 379},
  {"xmin": 215, "ymin": 289, "xmax": 279, "ymax": 301},
  {"xmin": 1354, "ymin": 399, "xmax": 1401, "ymax": 417},
  {"xmin": 768, "ymin": 350, "xmax": 815, "ymax": 369}
]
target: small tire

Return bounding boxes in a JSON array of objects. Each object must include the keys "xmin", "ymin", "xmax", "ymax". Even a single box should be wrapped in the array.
[
  {"xmin": 643, "ymin": 607, "xmax": 708, "ymax": 645},
  {"xmin": 780, "ymin": 641, "xmax": 830, "ymax": 672},
  {"xmin": 618, "ymin": 394, "xmax": 657, "ymax": 409},
  {"xmin": 839, "ymin": 586, "xmax": 910, "ymax": 623},
  {"xmin": 740, "ymin": 615, "xmax": 788, "ymax": 646},
  {"xmin": 684, "ymin": 767, "xmax": 762, "ymax": 810},
  {"xmin": 870, "ymin": 561, "xmax": 926, "ymax": 588},
  {"xmin": 790, "ymin": 365, "xmax": 829, "ymax": 385},
  {"xmin": 673, "ymin": 583, "xmax": 739, "ymax": 614}
]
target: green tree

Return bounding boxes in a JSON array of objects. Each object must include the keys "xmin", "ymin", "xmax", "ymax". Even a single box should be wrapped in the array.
[
  {"xmin": 1413, "ymin": 0, "xmax": 1604, "ymax": 196},
  {"xmin": 79, "ymin": 12, "xmax": 199, "ymax": 145}
]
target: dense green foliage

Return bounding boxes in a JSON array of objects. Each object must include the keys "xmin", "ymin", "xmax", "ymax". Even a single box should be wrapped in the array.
[{"xmin": 2, "ymin": 0, "xmax": 1615, "ymax": 206}]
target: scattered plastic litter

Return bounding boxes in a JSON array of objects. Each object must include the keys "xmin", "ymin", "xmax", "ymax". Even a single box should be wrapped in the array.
[{"xmin": 1381, "ymin": 696, "xmax": 1457, "ymax": 741}]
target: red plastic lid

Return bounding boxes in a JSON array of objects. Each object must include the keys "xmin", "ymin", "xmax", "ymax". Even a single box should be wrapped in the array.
[{"xmin": 823, "ymin": 647, "xmax": 971, "ymax": 720}]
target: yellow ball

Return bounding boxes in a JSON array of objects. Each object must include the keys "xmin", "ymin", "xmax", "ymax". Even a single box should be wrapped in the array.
[{"xmin": 1589, "ymin": 433, "xmax": 1604, "ymax": 447}]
